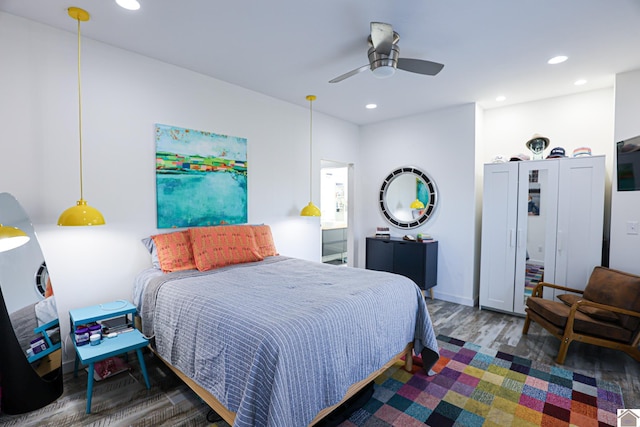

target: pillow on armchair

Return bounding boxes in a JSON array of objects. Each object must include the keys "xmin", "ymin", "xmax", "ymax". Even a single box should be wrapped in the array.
[
  {"xmin": 556, "ymin": 293, "xmax": 619, "ymax": 322},
  {"xmin": 582, "ymin": 266, "xmax": 640, "ymax": 331}
]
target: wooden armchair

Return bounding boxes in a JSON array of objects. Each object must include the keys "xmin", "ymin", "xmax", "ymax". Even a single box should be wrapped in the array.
[{"xmin": 522, "ymin": 266, "xmax": 640, "ymax": 364}]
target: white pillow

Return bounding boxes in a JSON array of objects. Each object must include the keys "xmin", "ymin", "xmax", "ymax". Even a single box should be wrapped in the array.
[
  {"xmin": 141, "ymin": 237, "xmax": 160, "ymax": 269},
  {"xmin": 35, "ymin": 296, "xmax": 58, "ymax": 326}
]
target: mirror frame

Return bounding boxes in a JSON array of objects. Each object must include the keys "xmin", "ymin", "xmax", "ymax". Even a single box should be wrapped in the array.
[
  {"xmin": 378, "ymin": 166, "xmax": 438, "ymax": 229},
  {"xmin": 35, "ymin": 261, "xmax": 49, "ymax": 297}
]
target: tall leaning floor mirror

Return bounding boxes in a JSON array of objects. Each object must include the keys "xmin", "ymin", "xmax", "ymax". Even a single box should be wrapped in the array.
[{"xmin": 0, "ymin": 192, "xmax": 63, "ymax": 414}]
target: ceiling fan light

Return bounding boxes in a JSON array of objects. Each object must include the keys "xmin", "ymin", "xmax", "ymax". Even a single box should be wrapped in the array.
[
  {"xmin": 547, "ymin": 55, "xmax": 568, "ymax": 65},
  {"xmin": 116, "ymin": 0, "xmax": 141, "ymax": 10},
  {"xmin": 372, "ymin": 65, "xmax": 396, "ymax": 79}
]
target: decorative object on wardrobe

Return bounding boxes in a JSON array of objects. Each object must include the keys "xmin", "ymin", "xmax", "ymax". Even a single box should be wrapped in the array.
[
  {"xmin": 546, "ymin": 147, "xmax": 567, "ymax": 159},
  {"xmin": 378, "ymin": 166, "xmax": 437, "ymax": 229},
  {"xmin": 479, "ymin": 156, "xmax": 605, "ymax": 315},
  {"xmin": 0, "ymin": 193, "xmax": 63, "ymax": 414},
  {"xmin": 571, "ymin": 147, "xmax": 592, "ymax": 157},
  {"xmin": 58, "ymin": 7, "xmax": 106, "ymax": 227},
  {"xmin": 300, "ymin": 95, "xmax": 321, "ymax": 216},
  {"xmin": 525, "ymin": 133, "xmax": 549, "ymax": 160},
  {"xmin": 509, "ymin": 153, "xmax": 530, "ymax": 161},
  {"xmin": 0, "ymin": 224, "xmax": 30, "ymax": 252}
]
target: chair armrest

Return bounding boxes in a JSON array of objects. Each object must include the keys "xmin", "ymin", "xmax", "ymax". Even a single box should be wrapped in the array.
[
  {"xmin": 574, "ymin": 299, "xmax": 640, "ymax": 319},
  {"xmin": 531, "ymin": 281, "xmax": 584, "ymax": 298}
]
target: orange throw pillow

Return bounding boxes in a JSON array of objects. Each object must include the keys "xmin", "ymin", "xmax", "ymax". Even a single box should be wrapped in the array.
[
  {"xmin": 44, "ymin": 278, "xmax": 54, "ymax": 298},
  {"xmin": 189, "ymin": 225, "xmax": 264, "ymax": 271},
  {"xmin": 252, "ymin": 224, "xmax": 278, "ymax": 257},
  {"xmin": 151, "ymin": 230, "xmax": 197, "ymax": 273}
]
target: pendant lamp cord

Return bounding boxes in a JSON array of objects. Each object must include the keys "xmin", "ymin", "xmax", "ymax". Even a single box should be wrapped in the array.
[
  {"xmin": 76, "ymin": 17, "xmax": 84, "ymax": 201},
  {"xmin": 308, "ymin": 97, "xmax": 313, "ymax": 200}
]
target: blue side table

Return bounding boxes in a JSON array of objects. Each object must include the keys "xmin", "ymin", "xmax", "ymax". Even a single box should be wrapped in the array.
[{"xmin": 69, "ymin": 300, "xmax": 150, "ymax": 414}]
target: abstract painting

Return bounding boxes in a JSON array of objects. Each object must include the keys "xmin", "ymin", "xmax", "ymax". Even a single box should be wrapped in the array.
[
  {"xmin": 155, "ymin": 124, "xmax": 247, "ymax": 229},
  {"xmin": 417, "ymin": 177, "xmax": 429, "ymax": 207}
]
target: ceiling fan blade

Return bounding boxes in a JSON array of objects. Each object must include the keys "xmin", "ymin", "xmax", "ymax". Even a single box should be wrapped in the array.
[
  {"xmin": 397, "ymin": 58, "xmax": 444, "ymax": 76},
  {"xmin": 329, "ymin": 64, "xmax": 370, "ymax": 83},
  {"xmin": 370, "ymin": 22, "xmax": 394, "ymax": 55}
]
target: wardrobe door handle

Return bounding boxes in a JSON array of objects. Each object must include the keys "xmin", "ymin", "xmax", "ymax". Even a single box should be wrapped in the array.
[{"xmin": 517, "ymin": 229, "xmax": 524, "ymax": 248}]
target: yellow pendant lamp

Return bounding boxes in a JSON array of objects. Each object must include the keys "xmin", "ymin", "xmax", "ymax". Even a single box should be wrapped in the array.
[
  {"xmin": 410, "ymin": 199, "xmax": 425, "ymax": 209},
  {"xmin": 300, "ymin": 95, "xmax": 321, "ymax": 216},
  {"xmin": 58, "ymin": 7, "xmax": 105, "ymax": 226},
  {"xmin": 0, "ymin": 224, "xmax": 30, "ymax": 253}
]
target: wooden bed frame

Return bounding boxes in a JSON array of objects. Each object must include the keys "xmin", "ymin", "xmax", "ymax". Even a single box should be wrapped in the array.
[{"xmin": 149, "ymin": 342, "xmax": 414, "ymax": 426}]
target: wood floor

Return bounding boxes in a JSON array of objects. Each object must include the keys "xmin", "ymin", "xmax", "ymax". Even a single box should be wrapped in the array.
[{"xmin": 1, "ymin": 299, "xmax": 638, "ymax": 426}]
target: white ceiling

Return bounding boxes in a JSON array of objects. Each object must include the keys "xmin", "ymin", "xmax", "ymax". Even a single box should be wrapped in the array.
[{"xmin": 2, "ymin": 0, "xmax": 640, "ymax": 125}]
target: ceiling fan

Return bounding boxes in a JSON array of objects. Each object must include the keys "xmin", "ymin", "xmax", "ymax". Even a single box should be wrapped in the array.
[{"xmin": 329, "ymin": 22, "xmax": 444, "ymax": 83}]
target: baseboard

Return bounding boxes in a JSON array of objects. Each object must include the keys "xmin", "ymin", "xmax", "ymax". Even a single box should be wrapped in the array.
[{"xmin": 432, "ymin": 291, "xmax": 476, "ymax": 307}]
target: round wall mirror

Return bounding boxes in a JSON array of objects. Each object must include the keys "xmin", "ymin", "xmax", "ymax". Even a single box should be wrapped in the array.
[
  {"xmin": 35, "ymin": 262, "xmax": 49, "ymax": 297},
  {"xmin": 379, "ymin": 166, "xmax": 438, "ymax": 229}
]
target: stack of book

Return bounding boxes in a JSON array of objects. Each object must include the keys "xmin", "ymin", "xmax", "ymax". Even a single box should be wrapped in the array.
[{"xmin": 375, "ymin": 227, "xmax": 390, "ymax": 238}]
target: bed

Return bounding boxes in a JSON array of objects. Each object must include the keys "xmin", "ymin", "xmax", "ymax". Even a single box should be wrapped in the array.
[{"xmin": 134, "ymin": 226, "xmax": 439, "ymax": 427}]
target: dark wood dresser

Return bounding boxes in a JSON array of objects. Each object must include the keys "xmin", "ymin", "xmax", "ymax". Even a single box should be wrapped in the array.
[{"xmin": 365, "ymin": 237, "xmax": 438, "ymax": 297}]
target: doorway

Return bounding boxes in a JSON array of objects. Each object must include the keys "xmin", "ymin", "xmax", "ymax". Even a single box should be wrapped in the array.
[{"xmin": 320, "ymin": 161, "xmax": 350, "ymax": 265}]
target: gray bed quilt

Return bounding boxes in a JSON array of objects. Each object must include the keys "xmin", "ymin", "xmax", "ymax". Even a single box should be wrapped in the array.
[{"xmin": 137, "ymin": 256, "xmax": 439, "ymax": 427}]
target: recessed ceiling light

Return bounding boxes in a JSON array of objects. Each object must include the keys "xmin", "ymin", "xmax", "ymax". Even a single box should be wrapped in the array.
[
  {"xmin": 365, "ymin": 103, "xmax": 377, "ymax": 109},
  {"xmin": 548, "ymin": 55, "xmax": 568, "ymax": 65},
  {"xmin": 495, "ymin": 95, "xmax": 506, "ymax": 102},
  {"xmin": 116, "ymin": 0, "xmax": 141, "ymax": 10},
  {"xmin": 574, "ymin": 79, "xmax": 587, "ymax": 86}
]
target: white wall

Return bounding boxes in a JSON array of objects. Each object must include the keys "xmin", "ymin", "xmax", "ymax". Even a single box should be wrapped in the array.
[
  {"xmin": 0, "ymin": 12, "xmax": 359, "ymax": 364},
  {"xmin": 482, "ymin": 89, "xmax": 614, "ymax": 166},
  {"xmin": 357, "ymin": 104, "xmax": 479, "ymax": 306},
  {"xmin": 482, "ymin": 89, "xmax": 615, "ymax": 251},
  {"xmin": 610, "ymin": 70, "xmax": 640, "ymax": 274}
]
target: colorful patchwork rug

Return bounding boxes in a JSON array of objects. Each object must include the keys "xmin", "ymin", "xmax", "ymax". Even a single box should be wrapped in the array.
[
  {"xmin": 524, "ymin": 263, "xmax": 544, "ymax": 300},
  {"xmin": 342, "ymin": 335, "xmax": 624, "ymax": 427}
]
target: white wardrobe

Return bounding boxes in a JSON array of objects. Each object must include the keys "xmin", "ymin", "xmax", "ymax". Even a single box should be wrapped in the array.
[{"xmin": 479, "ymin": 156, "xmax": 605, "ymax": 315}]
